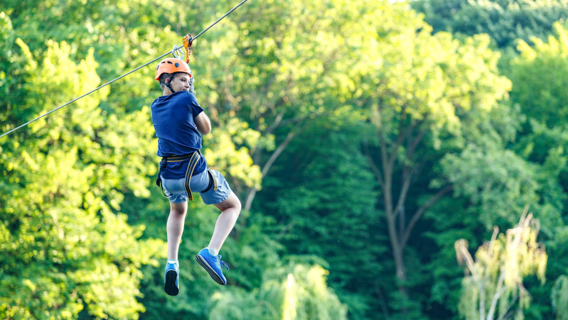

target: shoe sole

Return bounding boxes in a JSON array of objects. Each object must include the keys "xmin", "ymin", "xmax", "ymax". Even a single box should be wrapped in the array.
[
  {"xmin": 195, "ymin": 255, "xmax": 226, "ymax": 285},
  {"xmin": 164, "ymin": 270, "xmax": 179, "ymax": 296}
]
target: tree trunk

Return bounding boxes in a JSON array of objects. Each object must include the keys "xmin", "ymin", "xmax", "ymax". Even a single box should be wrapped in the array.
[
  {"xmin": 381, "ymin": 143, "xmax": 409, "ymax": 298},
  {"xmin": 366, "ymin": 103, "xmax": 452, "ymax": 307},
  {"xmin": 384, "ymin": 187, "xmax": 409, "ymax": 297}
]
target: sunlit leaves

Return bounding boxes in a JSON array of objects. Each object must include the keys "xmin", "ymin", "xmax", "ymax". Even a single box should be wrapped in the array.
[
  {"xmin": 204, "ymin": 117, "xmax": 262, "ymax": 190},
  {"xmin": 209, "ymin": 264, "xmax": 347, "ymax": 320},
  {"xmin": 511, "ymin": 22, "xmax": 568, "ymax": 127},
  {"xmin": 0, "ymin": 30, "xmax": 164, "ymax": 319},
  {"xmin": 456, "ymin": 213, "xmax": 548, "ymax": 320}
]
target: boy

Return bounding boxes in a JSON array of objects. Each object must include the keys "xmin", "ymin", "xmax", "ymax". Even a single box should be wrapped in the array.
[{"xmin": 151, "ymin": 58, "xmax": 241, "ymax": 296}]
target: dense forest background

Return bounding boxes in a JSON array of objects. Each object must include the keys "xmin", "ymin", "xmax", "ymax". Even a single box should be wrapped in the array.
[{"xmin": 2, "ymin": 0, "xmax": 568, "ymax": 319}]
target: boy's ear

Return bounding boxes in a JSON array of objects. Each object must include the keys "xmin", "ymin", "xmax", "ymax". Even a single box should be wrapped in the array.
[{"xmin": 165, "ymin": 77, "xmax": 171, "ymax": 84}]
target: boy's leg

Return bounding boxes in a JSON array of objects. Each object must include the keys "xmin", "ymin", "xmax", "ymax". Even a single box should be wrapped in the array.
[
  {"xmin": 167, "ymin": 201, "xmax": 188, "ymax": 260},
  {"xmin": 195, "ymin": 191, "xmax": 241, "ymax": 285},
  {"xmin": 164, "ymin": 201, "xmax": 187, "ymax": 296},
  {"xmin": 207, "ymin": 191, "xmax": 241, "ymax": 254}
]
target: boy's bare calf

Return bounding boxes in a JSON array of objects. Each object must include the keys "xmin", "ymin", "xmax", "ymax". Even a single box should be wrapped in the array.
[{"xmin": 208, "ymin": 192, "xmax": 241, "ymax": 255}]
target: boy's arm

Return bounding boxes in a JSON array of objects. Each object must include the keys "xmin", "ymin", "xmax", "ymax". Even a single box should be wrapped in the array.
[{"xmin": 195, "ymin": 112, "xmax": 211, "ymax": 135}]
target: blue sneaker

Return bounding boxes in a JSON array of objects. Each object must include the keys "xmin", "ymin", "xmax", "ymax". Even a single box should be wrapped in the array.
[
  {"xmin": 164, "ymin": 261, "xmax": 179, "ymax": 296},
  {"xmin": 195, "ymin": 248, "xmax": 230, "ymax": 285}
]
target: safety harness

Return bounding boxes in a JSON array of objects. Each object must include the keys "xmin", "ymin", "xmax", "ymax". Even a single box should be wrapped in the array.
[{"xmin": 155, "ymin": 151, "xmax": 218, "ymax": 201}]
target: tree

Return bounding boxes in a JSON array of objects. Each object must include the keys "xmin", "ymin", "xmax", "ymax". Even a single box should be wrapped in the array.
[
  {"xmin": 509, "ymin": 22, "xmax": 568, "ymax": 127},
  {"xmin": 412, "ymin": 0, "xmax": 568, "ymax": 49},
  {"xmin": 257, "ymin": 119, "xmax": 384, "ymax": 319},
  {"xmin": 0, "ymin": 0, "xmax": 361, "ymax": 318},
  {"xmin": 421, "ymin": 19, "xmax": 568, "ymax": 320},
  {"xmin": 506, "ymin": 22, "xmax": 568, "ymax": 319},
  {"xmin": 455, "ymin": 210, "xmax": 547, "ymax": 320},
  {"xmin": 0, "ymin": 2, "xmax": 269, "ymax": 318},
  {"xmin": 208, "ymin": 264, "xmax": 348, "ymax": 320},
  {"xmin": 351, "ymin": 2, "xmax": 510, "ymax": 308},
  {"xmin": 0, "ymin": 19, "xmax": 164, "ymax": 319},
  {"xmin": 193, "ymin": 0, "xmax": 362, "ymax": 213}
]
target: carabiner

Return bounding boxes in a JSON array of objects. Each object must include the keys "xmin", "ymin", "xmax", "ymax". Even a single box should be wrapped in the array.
[
  {"xmin": 183, "ymin": 34, "xmax": 194, "ymax": 64},
  {"xmin": 171, "ymin": 45, "xmax": 185, "ymax": 60}
]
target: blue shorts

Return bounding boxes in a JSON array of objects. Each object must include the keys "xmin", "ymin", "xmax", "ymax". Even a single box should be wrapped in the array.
[{"xmin": 160, "ymin": 169, "xmax": 232, "ymax": 205}]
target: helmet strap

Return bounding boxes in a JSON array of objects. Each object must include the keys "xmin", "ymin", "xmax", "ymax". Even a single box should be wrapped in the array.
[{"xmin": 166, "ymin": 73, "xmax": 177, "ymax": 94}]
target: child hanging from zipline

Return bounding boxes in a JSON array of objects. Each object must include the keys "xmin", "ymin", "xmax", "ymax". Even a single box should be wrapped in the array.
[{"xmin": 151, "ymin": 57, "xmax": 241, "ymax": 296}]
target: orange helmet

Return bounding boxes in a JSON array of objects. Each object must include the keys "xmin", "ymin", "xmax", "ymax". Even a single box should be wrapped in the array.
[{"xmin": 155, "ymin": 58, "xmax": 192, "ymax": 80}]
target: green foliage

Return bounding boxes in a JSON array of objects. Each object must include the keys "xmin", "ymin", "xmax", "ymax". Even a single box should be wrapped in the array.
[
  {"xmin": 510, "ymin": 22, "xmax": 568, "ymax": 127},
  {"xmin": 342, "ymin": 1, "xmax": 511, "ymax": 134},
  {"xmin": 412, "ymin": 0, "xmax": 568, "ymax": 49},
  {"xmin": 0, "ymin": 18, "xmax": 164, "ymax": 319},
  {"xmin": 209, "ymin": 264, "xmax": 347, "ymax": 320},
  {"xmin": 440, "ymin": 138, "xmax": 539, "ymax": 228},
  {"xmin": 340, "ymin": 2, "xmax": 513, "ymax": 318},
  {"xmin": 258, "ymin": 120, "xmax": 384, "ymax": 319},
  {"xmin": 3, "ymin": 0, "xmax": 568, "ymax": 320},
  {"xmin": 0, "ymin": 1, "xmax": 270, "ymax": 317},
  {"xmin": 204, "ymin": 117, "xmax": 263, "ymax": 190},
  {"xmin": 551, "ymin": 275, "xmax": 568, "ymax": 320},
  {"xmin": 506, "ymin": 23, "xmax": 568, "ymax": 320}
]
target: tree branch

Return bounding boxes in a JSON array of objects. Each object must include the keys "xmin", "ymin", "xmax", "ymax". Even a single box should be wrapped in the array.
[
  {"xmin": 375, "ymin": 98, "xmax": 394, "ymax": 218},
  {"xmin": 258, "ymin": 95, "xmax": 288, "ymax": 123},
  {"xmin": 276, "ymin": 220, "xmax": 298, "ymax": 240},
  {"xmin": 375, "ymin": 282, "xmax": 391, "ymax": 320},
  {"xmin": 262, "ymin": 131, "xmax": 295, "ymax": 178},
  {"xmin": 392, "ymin": 118, "xmax": 426, "ymax": 220},
  {"xmin": 386, "ymin": 107, "xmax": 411, "ymax": 169},
  {"xmin": 497, "ymin": 294, "xmax": 518, "ymax": 320},
  {"xmin": 480, "ymin": 279, "xmax": 486, "ymax": 320},
  {"xmin": 243, "ymin": 188, "xmax": 258, "ymax": 213},
  {"xmin": 487, "ymin": 271, "xmax": 507, "ymax": 320},
  {"xmin": 401, "ymin": 184, "xmax": 453, "ymax": 249},
  {"xmin": 377, "ymin": 100, "xmax": 389, "ymax": 177},
  {"xmin": 244, "ymin": 130, "xmax": 297, "ymax": 211},
  {"xmin": 459, "ymin": 246, "xmax": 477, "ymax": 278},
  {"xmin": 265, "ymin": 108, "xmax": 287, "ymax": 136},
  {"xmin": 364, "ymin": 142, "xmax": 384, "ymax": 188},
  {"xmin": 407, "ymin": 128, "xmax": 426, "ymax": 160},
  {"xmin": 393, "ymin": 166, "xmax": 415, "ymax": 219}
]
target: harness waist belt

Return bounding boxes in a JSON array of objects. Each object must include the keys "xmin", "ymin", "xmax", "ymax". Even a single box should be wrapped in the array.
[{"xmin": 156, "ymin": 151, "xmax": 201, "ymax": 201}]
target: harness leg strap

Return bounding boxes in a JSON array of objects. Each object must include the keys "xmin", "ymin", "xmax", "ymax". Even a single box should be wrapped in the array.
[
  {"xmin": 201, "ymin": 169, "xmax": 218, "ymax": 193},
  {"xmin": 183, "ymin": 152, "xmax": 201, "ymax": 201}
]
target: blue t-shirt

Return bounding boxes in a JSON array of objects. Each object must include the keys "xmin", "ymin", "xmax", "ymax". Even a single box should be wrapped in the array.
[{"xmin": 151, "ymin": 91, "xmax": 207, "ymax": 179}]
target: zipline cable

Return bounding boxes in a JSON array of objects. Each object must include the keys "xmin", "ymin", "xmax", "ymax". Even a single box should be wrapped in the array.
[
  {"xmin": 0, "ymin": 51, "xmax": 172, "ymax": 139},
  {"xmin": 0, "ymin": 0, "xmax": 248, "ymax": 139}
]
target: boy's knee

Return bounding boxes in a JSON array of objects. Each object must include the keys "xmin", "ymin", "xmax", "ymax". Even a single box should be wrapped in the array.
[
  {"xmin": 170, "ymin": 208, "xmax": 186, "ymax": 216},
  {"xmin": 170, "ymin": 202, "xmax": 187, "ymax": 215},
  {"xmin": 234, "ymin": 197, "xmax": 242, "ymax": 213}
]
